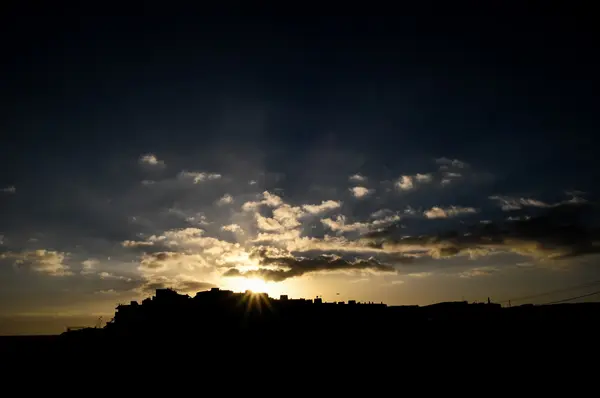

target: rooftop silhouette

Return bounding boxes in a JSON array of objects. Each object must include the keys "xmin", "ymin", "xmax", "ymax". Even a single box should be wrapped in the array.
[{"xmin": 57, "ymin": 287, "xmax": 600, "ymax": 343}]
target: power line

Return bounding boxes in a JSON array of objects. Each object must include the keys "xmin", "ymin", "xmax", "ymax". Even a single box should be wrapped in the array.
[
  {"xmin": 542, "ymin": 290, "xmax": 600, "ymax": 305},
  {"xmin": 499, "ymin": 279, "xmax": 600, "ymax": 304}
]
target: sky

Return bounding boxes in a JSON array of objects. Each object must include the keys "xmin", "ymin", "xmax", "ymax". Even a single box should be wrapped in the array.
[{"xmin": 1, "ymin": 12, "xmax": 599, "ymax": 334}]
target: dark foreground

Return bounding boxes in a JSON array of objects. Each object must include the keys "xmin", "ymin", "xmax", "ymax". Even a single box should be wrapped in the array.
[{"xmin": 3, "ymin": 288, "xmax": 599, "ymax": 360}]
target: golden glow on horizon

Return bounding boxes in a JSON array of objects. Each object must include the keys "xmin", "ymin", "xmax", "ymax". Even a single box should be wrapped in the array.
[{"xmin": 224, "ymin": 277, "xmax": 274, "ymax": 296}]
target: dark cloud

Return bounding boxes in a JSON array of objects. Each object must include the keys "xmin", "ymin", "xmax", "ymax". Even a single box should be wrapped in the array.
[
  {"xmin": 141, "ymin": 280, "xmax": 215, "ymax": 294},
  {"xmin": 225, "ymin": 247, "xmax": 396, "ymax": 281},
  {"xmin": 361, "ymin": 203, "xmax": 600, "ymax": 261}
]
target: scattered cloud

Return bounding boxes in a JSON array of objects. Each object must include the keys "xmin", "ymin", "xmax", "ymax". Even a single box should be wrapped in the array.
[
  {"xmin": 362, "ymin": 203, "xmax": 600, "ymax": 261},
  {"xmin": 415, "ymin": 173, "xmax": 432, "ymax": 183},
  {"xmin": 350, "ymin": 186, "xmax": 373, "ymax": 198},
  {"xmin": 349, "ymin": 174, "xmax": 367, "ymax": 183},
  {"xmin": 395, "ymin": 176, "xmax": 414, "ymax": 191},
  {"xmin": 321, "ymin": 215, "xmax": 370, "ymax": 233},
  {"xmin": 122, "ymin": 240, "xmax": 154, "ymax": 248},
  {"xmin": 221, "ymin": 224, "xmax": 243, "ymax": 233},
  {"xmin": 138, "ymin": 276, "xmax": 216, "ymax": 294},
  {"xmin": 81, "ymin": 258, "xmax": 99, "ymax": 274},
  {"xmin": 1, "ymin": 250, "xmax": 72, "ymax": 276},
  {"xmin": 406, "ymin": 272, "xmax": 433, "ymax": 278},
  {"xmin": 302, "ymin": 200, "xmax": 341, "ymax": 215},
  {"xmin": 242, "ymin": 191, "xmax": 283, "ymax": 211},
  {"xmin": 458, "ymin": 266, "xmax": 499, "ymax": 278},
  {"xmin": 436, "ymin": 157, "xmax": 468, "ymax": 169},
  {"xmin": 1, "ymin": 186, "xmax": 16, "ymax": 194},
  {"xmin": 489, "ymin": 195, "xmax": 586, "ymax": 211},
  {"xmin": 178, "ymin": 171, "xmax": 222, "ymax": 184},
  {"xmin": 424, "ymin": 206, "xmax": 478, "ymax": 219},
  {"xmin": 216, "ymin": 194, "xmax": 234, "ymax": 206},
  {"xmin": 139, "ymin": 153, "xmax": 165, "ymax": 167},
  {"xmin": 224, "ymin": 248, "xmax": 396, "ymax": 281}
]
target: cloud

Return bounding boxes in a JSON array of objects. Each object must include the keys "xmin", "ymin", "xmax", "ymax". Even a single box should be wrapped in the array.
[
  {"xmin": 221, "ymin": 224, "xmax": 243, "ymax": 233},
  {"xmin": 489, "ymin": 195, "xmax": 586, "ymax": 211},
  {"xmin": 242, "ymin": 191, "xmax": 283, "ymax": 211},
  {"xmin": 224, "ymin": 248, "xmax": 396, "ymax": 281},
  {"xmin": 371, "ymin": 209, "xmax": 393, "ymax": 219},
  {"xmin": 302, "ymin": 200, "xmax": 342, "ymax": 215},
  {"xmin": 436, "ymin": 157, "xmax": 468, "ymax": 169},
  {"xmin": 122, "ymin": 240, "xmax": 155, "ymax": 248},
  {"xmin": 216, "ymin": 194, "xmax": 234, "ymax": 206},
  {"xmin": 321, "ymin": 215, "xmax": 370, "ymax": 233},
  {"xmin": 349, "ymin": 174, "xmax": 367, "ymax": 183},
  {"xmin": 415, "ymin": 173, "xmax": 433, "ymax": 183},
  {"xmin": 139, "ymin": 276, "xmax": 215, "ymax": 294},
  {"xmin": 1, "ymin": 250, "xmax": 72, "ymax": 276},
  {"xmin": 256, "ymin": 214, "xmax": 285, "ymax": 232},
  {"xmin": 424, "ymin": 206, "xmax": 478, "ymax": 219},
  {"xmin": 362, "ymin": 203, "xmax": 600, "ymax": 261},
  {"xmin": 177, "ymin": 171, "xmax": 222, "ymax": 184},
  {"xmin": 350, "ymin": 186, "xmax": 373, "ymax": 198},
  {"xmin": 81, "ymin": 258, "xmax": 99, "ymax": 274},
  {"xmin": 1, "ymin": 186, "xmax": 16, "ymax": 194},
  {"xmin": 139, "ymin": 252, "xmax": 184, "ymax": 270},
  {"xmin": 406, "ymin": 272, "xmax": 433, "ymax": 278},
  {"xmin": 141, "ymin": 180, "xmax": 156, "ymax": 186},
  {"xmin": 458, "ymin": 266, "xmax": 499, "ymax": 278},
  {"xmin": 395, "ymin": 176, "xmax": 414, "ymax": 191},
  {"xmin": 137, "ymin": 250, "xmax": 210, "ymax": 273},
  {"xmin": 139, "ymin": 153, "xmax": 165, "ymax": 167},
  {"xmin": 98, "ymin": 271, "xmax": 132, "ymax": 281},
  {"xmin": 123, "ymin": 227, "xmax": 246, "ymax": 268}
]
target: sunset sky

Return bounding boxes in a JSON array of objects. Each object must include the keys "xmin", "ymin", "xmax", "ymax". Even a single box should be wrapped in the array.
[{"xmin": 1, "ymin": 12, "xmax": 599, "ymax": 334}]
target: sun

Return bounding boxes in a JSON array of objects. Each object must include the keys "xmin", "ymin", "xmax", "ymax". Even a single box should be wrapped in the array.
[{"xmin": 240, "ymin": 278, "xmax": 270, "ymax": 294}]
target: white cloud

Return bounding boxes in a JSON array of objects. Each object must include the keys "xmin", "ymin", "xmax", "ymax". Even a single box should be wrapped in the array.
[
  {"xmin": 255, "ymin": 214, "xmax": 285, "ymax": 232},
  {"xmin": 178, "ymin": 171, "xmax": 222, "ymax": 184},
  {"xmin": 263, "ymin": 191, "xmax": 283, "ymax": 207},
  {"xmin": 139, "ymin": 153, "xmax": 165, "ymax": 167},
  {"xmin": 302, "ymin": 200, "xmax": 342, "ymax": 215},
  {"xmin": 490, "ymin": 194, "xmax": 588, "ymax": 211},
  {"xmin": 221, "ymin": 224, "xmax": 243, "ymax": 233},
  {"xmin": 406, "ymin": 272, "xmax": 433, "ymax": 278},
  {"xmin": 444, "ymin": 172, "xmax": 462, "ymax": 178},
  {"xmin": 395, "ymin": 176, "xmax": 414, "ymax": 190},
  {"xmin": 424, "ymin": 206, "xmax": 478, "ymax": 219},
  {"xmin": 350, "ymin": 186, "xmax": 372, "ymax": 198},
  {"xmin": 349, "ymin": 174, "xmax": 367, "ymax": 183},
  {"xmin": 371, "ymin": 214, "xmax": 401, "ymax": 227},
  {"xmin": 122, "ymin": 240, "xmax": 155, "ymax": 248},
  {"xmin": 141, "ymin": 180, "xmax": 156, "ymax": 186},
  {"xmin": 458, "ymin": 266, "xmax": 499, "ymax": 278},
  {"xmin": 321, "ymin": 215, "xmax": 370, "ymax": 233},
  {"xmin": 436, "ymin": 157, "xmax": 468, "ymax": 168},
  {"xmin": 249, "ymin": 180, "xmax": 257, "ymax": 185},
  {"xmin": 415, "ymin": 173, "xmax": 433, "ymax": 183},
  {"xmin": 98, "ymin": 271, "xmax": 132, "ymax": 281},
  {"xmin": 216, "ymin": 194, "xmax": 234, "ymax": 206},
  {"xmin": 1, "ymin": 250, "xmax": 72, "ymax": 276},
  {"xmin": 81, "ymin": 258, "xmax": 99, "ymax": 274},
  {"xmin": 242, "ymin": 191, "xmax": 283, "ymax": 211},
  {"xmin": 1, "ymin": 186, "xmax": 16, "ymax": 194},
  {"xmin": 272, "ymin": 204, "xmax": 304, "ymax": 229},
  {"xmin": 371, "ymin": 209, "xmax": 393, "ymax": 219}
]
